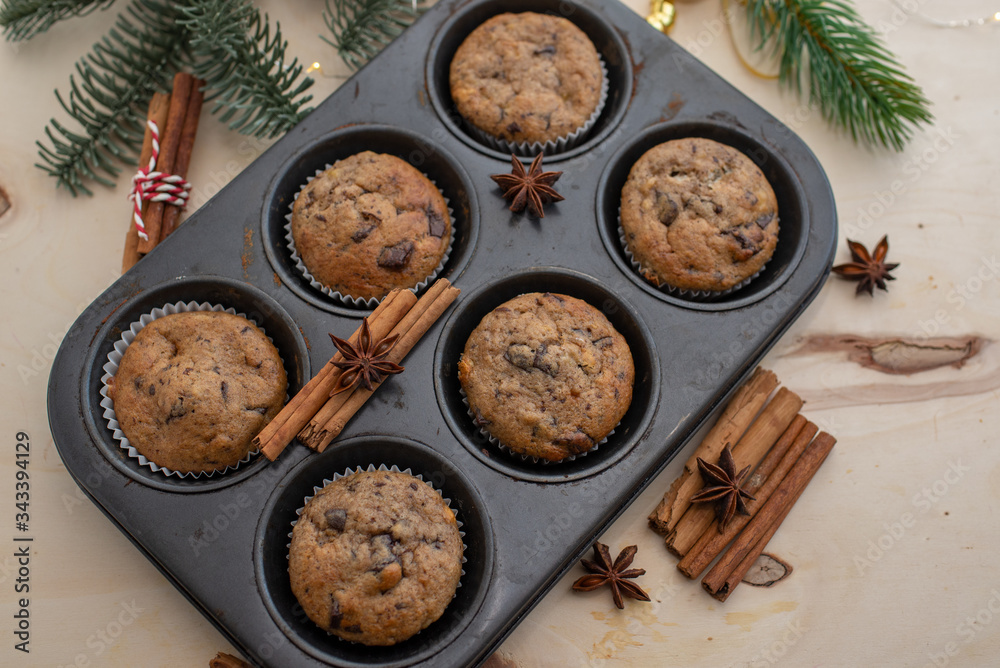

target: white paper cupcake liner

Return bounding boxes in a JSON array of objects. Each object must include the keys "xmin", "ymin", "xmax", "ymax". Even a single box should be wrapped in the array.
[
  {"xmin": 100, "ymin": 301, "xmax": 285, "ymax": 479},
  {"xmin": 287, "ymin": 464, "xmax": 466, "ymax": 642},
  {"xmin": 285, "ymin": 165, "xmax": 454, "ymax": 309},
  {"xmin": 469, "ymin": 58, "xmax": 609, "ymax": 157},
  {"xmin": 459, "ymin": 388, "xmax": 612, "ymax": 465},
  {"xmin": 617, "ymin": 211, "xmax": 767, "ymax": 301}
]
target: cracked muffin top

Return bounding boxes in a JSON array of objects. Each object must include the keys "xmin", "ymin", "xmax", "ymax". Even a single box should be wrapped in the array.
[
  {"xmin": 457, "ymin": 292, "xmax": 634, "ymax": 462},
  {"xmin": 449, "ymin": 12, "xmax": 604, "ymax": 146},
  {"xmin": 620, "ymin": 137, "xmax": 779, "ymax": 293},
  {"xmin": 288, "ymin": 469, "xmax": 463, "ymax": 645},
  {"xmin": 290, "ymin": 151, "xmax": 451, "ymax": 301},
  {"xmin": 107, "ymin": 311, "xmax": 286, "ymax": 474}
]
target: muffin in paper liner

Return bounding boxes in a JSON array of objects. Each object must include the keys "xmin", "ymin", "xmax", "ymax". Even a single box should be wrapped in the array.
[
  {"xmin": 467, "ymin": 58, "xmax": 609, "ymax": 158},
  {"xmin": 99, "ymin": 301, "xmax": 286, "ymax": 479},
  {"xmin": 287, "ymin": 464, "xmax": 466, "ymax": 645},
  {"xmin": 616, "ymin": 211, "xmax": 767, "ymax": 301},
  {"xmin": 285, "ymin": 164, "xmax": 454, "ymax": 309},
  {"xmin": 458, "ymin": 388, "xmax": 613, "ymax": 465}
]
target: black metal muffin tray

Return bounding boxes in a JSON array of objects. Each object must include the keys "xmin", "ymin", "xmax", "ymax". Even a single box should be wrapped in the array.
[{"xmin": 47, "ymin": 1, "xmax": 837, "ymax": 666}]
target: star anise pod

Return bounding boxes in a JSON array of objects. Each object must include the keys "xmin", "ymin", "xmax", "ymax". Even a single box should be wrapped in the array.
[
  {"xmin": 831, "ymin": 235, "xmax": 899, "ymax": 296},
  {"xmin": 690, "ymin": 445, "xmax": 756, "ymax": 532},
  {"xmin": 329, "ymin": 317, "xmax": 404, "ymax": 395},
  {"xmin": 571, "ymin": 541, "xmax": 650, "ymax": 610},
  {"xmin": 490, "ymin": 152, "xmax": 565, "ymax": 218}
]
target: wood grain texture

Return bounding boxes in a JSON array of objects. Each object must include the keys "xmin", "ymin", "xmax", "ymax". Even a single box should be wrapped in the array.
[{"xmin": 742, "ymin": 553, "xmax": 793, "ymax": 587}]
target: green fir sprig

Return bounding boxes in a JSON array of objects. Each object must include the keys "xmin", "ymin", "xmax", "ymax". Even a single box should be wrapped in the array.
[
  {"xmin": 323, "ymin": 0, "xmax": 426, "ymax": 70},
  {"xmin": 35, "ymin": 0, "xmax": 188, "ymax": 195},
  {"xmin": 744, "ymin": 0, "xmax": 933, "ymax": 151},
  {"xmin": 0, "ymin": 0, "xmax": 115, "ymax": 42},
  {"xmin": 180, "ymin": 0, "xmax": 313, "ymax": 139},
  {"xmin": 11, "ymin": 0, "xmax": 314, "ymax": 195}
]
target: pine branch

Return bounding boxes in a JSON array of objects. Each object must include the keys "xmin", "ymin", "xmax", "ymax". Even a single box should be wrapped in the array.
[
  {"xmin": 35, "ymin": 0, "xmax": 188, "ymax": 195},
  {"xmin": 323, "ymin": 0, "xmax": 426, "ymax": 70},
  {"xmin": 745, "ymin": 0, "xmax": 932, "ymax": 151},
  {"xmin": 180, "ymin": 0, "xmax": 313, "ymax": 139},
  {"xmin": 0, "ymin": 0, "xmax": 115, "ymax": 41}
]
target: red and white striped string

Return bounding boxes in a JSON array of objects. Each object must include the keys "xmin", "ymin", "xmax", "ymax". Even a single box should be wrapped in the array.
[{"xmin": 128, "ymin": 120, "xmax": 191, "ymax": 241}]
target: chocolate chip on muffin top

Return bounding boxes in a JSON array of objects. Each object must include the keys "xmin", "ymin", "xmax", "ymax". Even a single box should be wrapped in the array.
[
  {"xmin": 290, "ymin": 151, "xmax": 451, "ymax": 301},
  {"xmin": 288, "ymin": 469, "xmax": 463, "ymax": 645},
  {"xmin": 109, "ymin": 311, "xmax": 286, "ymax": 474},
  {"xmin": 458, "ymin": 292, "xmax": 634, "ymax": 462},
  {"xmin": 449, "ymin": 12, "xmax": 604, "ymax": 146},
  {"xmin": 620, "ymin": 137, "xmax": 779, "ymax": 293}
]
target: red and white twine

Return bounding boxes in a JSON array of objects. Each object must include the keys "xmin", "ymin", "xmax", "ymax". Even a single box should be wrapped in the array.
[{"xmin": 128, "ymin": 120, "xmax": 191, "ymax": 240}]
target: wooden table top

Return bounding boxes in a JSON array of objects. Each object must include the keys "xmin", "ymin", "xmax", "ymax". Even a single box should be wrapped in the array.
[{"xmin": 1, "ymin": 1, "xmax": 997, "ymax": 666}]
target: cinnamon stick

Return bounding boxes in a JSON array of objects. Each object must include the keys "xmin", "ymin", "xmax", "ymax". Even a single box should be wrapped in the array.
[
  {"xmin": 666, "ymin": 386, "xmax": 803, "ymax": 557},
  {"xmin": 702, "ymin": 431, "xmax": 836, "ymax": 601},
  {"xmin": 158, "ymin": 77, "xmax": 204, "ymax": 243},
  {"xmin": 122, "ymin": 91, "xmax": 170, "ymax": 272},
  {"xmin": 649, "ymin": 368, "xmax": 778, "ymax": 535},
  {"xmin": 721, "ymin": 485, "xmax": 808, "ymax": 597},
  {"xmin": 257, "ymin": 289, "xmax": 417, "ymax": 460},
  {"xmin": 209, "ymin": 652, "xmax": 251, "ymax": 668},
  {"xmin": 677, "ymin": 416, "xmax": 817, "ymax": 579},
  {"xmin": 137, "ymin": 72, "xmax": 193, "ymax": 254},
  {"xmin": 298, "ymin": 279, "xmax": 450, "ymax": 446},
  {"xmin": 305, "ymin": 281, "xmax": 461, "ymax": 452}
]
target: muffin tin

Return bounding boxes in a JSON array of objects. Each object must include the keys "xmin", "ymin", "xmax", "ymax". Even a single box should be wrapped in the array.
[{"xmin": 47, "ymin": 0, "xmax": 837, "ymax": 666}]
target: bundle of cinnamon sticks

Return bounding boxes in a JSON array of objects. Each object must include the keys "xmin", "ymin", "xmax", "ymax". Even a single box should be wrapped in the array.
[
  {"xmin": 122, "ymin": 72, "xmax": 205, "ymax": 272},
  {"xmin": 649, "ymin": 368, "xmax": 836, "ymax": 601},
  {"xmin": 255, "ymin": 279, "xmax": 461, "ymax": 460}
]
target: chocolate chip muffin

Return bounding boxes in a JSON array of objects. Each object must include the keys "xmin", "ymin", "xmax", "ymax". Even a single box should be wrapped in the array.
[
  {"xmin": 290, "ymin": 151, "xmax": 451, "ymax": 301},
  {"xmin": 289, "ymin": 469, "xmax": 463, "ymax": 646},
  {"xmin": 449, "ymin": 12, "xmax": 604, "ymax": 147},
  {"xmin": 108, "ymin": 311, "xmax": 286, "ymax": 474},
  {"xmin": 620, "ymin": 137, "xmax": 779, "ymax": 293},
  {"xmin": 458, "ymin": 293, "xmax": 634, "ymax": 462}
]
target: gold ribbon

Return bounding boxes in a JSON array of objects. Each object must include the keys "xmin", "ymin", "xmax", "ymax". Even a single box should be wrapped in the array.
[
  {"xmin": 647, "ymin": 0, "xmax": 780, "ymax": 78},
  {"xmin": 723, "ymin": 0, "xmax": 780, "ymax": 79}
]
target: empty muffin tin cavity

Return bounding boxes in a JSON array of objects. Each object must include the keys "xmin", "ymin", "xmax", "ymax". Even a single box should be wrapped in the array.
[
  {"xmin": 81, "ymin": 276, "xmax": 310, "ymax": 493},
  {"xmin": 261, "ymin": 125, "xmax": 479, "ymax": 316},
  {"xmin": 434, "ymin": 268, "xmax": 658, "ymax": 483},
  {"xmin": 425, "ymin": 0, "xmax": 632, "ymax": 162},
  {"xmin": 254, "ymin": 437, "xmax": 493, "ymax": 668},
  {"xmin": 597, "ymin": 120, "xmax": 811, "ymax": 310}
]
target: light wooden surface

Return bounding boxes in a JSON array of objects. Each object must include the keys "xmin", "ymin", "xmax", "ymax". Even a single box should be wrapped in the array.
[{"xmin": 1, "ymin": 1, "xmax": 998, "ymax": 666}]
